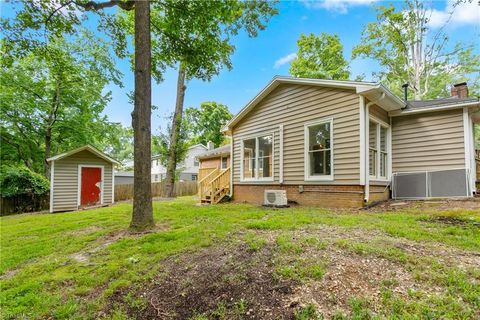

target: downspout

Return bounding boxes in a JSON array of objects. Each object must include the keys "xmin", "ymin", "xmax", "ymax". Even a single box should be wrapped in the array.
[{"xmin": 364, "ymin": 92, "xmax": 386, "ymax": 203}]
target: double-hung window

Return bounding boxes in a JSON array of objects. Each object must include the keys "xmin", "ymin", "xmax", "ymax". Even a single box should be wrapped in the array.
[
  {"xmin": 221, "ymin": 156, "xmax": 228, "ymax": 169},
  {"xmin": 241, "ymin": 134, "xmax": 273, "ymax": 181},
  {"xmin": 305, "ymin": 119, "xmax": 333, "ymax": 181},
  {"xmin": 369, "ymin": 120, "xmax": 388, "ymax": 180}
]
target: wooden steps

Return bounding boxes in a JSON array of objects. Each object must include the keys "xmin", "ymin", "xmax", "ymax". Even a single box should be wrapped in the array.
[{"xmin": 198, "ymin": 167, "xmax": 230, "ymax": 204}]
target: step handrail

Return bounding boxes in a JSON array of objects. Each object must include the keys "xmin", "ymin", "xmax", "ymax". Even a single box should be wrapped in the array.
[
  {"xmin": 198, "ymin": 168, "xmax": 219, "ymax": 199},
  {"xmin": 210, "ymin": 167, "xmax": 231, "ymax": 203}
]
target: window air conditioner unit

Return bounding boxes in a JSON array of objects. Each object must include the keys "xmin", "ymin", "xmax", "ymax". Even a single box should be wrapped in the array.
[{"xmin": 264, "ymin": 190, "xmax": 288, "ymax": 207}]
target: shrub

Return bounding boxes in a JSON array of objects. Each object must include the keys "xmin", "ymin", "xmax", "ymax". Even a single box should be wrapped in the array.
[{"xmin": 0, "ymin": 165, "xmax": 49, "ymax": 197}]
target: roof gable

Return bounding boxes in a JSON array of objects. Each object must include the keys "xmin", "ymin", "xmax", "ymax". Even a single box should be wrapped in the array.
[
  {"xmin": 222, "ymin": 76, "xmax": 404, "ymax": 134},
  {"xmin": 47, "ymin": 145, "xmax": 120, "ymax": 164}
]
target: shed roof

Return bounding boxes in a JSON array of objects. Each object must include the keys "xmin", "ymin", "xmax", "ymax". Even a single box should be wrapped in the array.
[
  {"xmin": 197, "ymin": 145, "xmax": 231, "ymax": 159},
  {"xmin": 47, "ymin": 145, "xmax": 120, "ymax": 165}
]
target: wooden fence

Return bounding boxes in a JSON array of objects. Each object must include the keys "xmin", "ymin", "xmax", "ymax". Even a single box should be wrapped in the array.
[
  {"xmin": 1, "ymin": 193, "xmax": 49, "ymax": 216},
  {"xmin": 114, "ymin": 181, "xmax": 198, "ymax": 201}
]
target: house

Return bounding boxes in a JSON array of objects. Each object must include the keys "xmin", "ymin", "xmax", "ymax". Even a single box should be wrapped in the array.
[
  {"xmin": 197, "ymin": 144, "xmax": 231, "ymax": 171},
  {"xmin": 200, "ymin": 76, "xmax": 479, "ymax": 207},
  {"xmin": 114, "ymin": 171, "xmax": 134, "ymax": 185},
  {"xmin": 151, "ymin": 144, "xmax": 208, "ymax": 182},
  {"xmin": 47, "ymin": 145, "xmax": 119, "ymax": 212}
]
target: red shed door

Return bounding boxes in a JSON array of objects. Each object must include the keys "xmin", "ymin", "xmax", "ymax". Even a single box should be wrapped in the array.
[{"xmin": 81, "ymin": 167, "xmax": 102, "ymax": 206}]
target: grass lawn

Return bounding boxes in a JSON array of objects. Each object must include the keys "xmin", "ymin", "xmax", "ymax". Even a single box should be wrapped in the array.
[{"xmin": 1, "ymin": 197, "xmax": 479, "ymax": 319}]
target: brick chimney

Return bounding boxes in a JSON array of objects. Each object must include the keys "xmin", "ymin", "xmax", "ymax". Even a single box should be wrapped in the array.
[{"xmin": 451, "ymin": 82, "xmax": 469, "ymax": 98}]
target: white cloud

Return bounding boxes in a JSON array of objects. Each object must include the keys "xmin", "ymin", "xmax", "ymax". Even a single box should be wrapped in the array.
[
  {"xmin": 302, "ymin": 0, "xmax": 379, "ymax": 14},
  {"xmin": 428, "ymin": 0, "xmax": 480, "ymax": 28},
  {"xmin": 273, "ymin": 53, "xmax": 297, "ymax": 69}
]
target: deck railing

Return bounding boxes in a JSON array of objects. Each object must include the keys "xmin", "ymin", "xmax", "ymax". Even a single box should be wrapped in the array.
[
  {"xmin": 199, "ymin": 168, "xmax": 217, "ymax": 181},
  {"xmin": 198, "ymin": 168, "xmax": 219, "ymax": 200},
  {"xmin": 197, "ymin": 167, "xmax": 231, "ymax": 204},
  {"xmin": 210, "ymin": 167, "xmax": 231, "ymax": 204}
]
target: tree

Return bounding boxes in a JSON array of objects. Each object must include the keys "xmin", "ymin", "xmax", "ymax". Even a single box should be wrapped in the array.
[
  {"xmin": 131, "ymin": 0, "xmax": 277, "ymax": 198},
  {"xmin": 185, "ymin": 102, "xmax": 233, "ymax": 147},
  {"xmin": 352, "ymin": 0, "xmax": 480, "ymax": 100},
  {"xmin": 2, "ymin": 0, "xmax": 155, "ymax": 230},
  {"xmin": 289, "ymin": 33, "xmax": 350, "ymax": 80},
  {"xmin": 0, "ymin": 33, "xmax": 121, "ymax": 176}
]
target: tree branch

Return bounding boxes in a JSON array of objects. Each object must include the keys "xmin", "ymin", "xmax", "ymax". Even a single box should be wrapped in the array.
[{"xmin": 75, "ymin": 0, "xmax": 135, "ymax": 11}]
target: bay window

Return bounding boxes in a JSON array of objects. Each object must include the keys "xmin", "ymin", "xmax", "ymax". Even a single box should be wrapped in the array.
[
  {"xmin": 305, "ymin": 119, "xmax": 333, "ymax": 181},
  {"xmin": 241, "ymin": 134, "xmax": 273, "ymax": 180}
]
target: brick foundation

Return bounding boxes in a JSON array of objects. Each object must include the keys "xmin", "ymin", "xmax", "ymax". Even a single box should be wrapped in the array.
[
  {"xmin": 233, "ymin": 184, "xmax": 367, "ymax": 208},
  {"xmin": 368, "ymin": 185, "xmax": 391, "ymax": 203}
]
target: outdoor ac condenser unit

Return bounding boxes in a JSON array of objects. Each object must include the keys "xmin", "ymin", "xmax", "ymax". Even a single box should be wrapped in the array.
[{"xmin": 264, "ymin": 190, "xmax": 288, "ymax": 207}]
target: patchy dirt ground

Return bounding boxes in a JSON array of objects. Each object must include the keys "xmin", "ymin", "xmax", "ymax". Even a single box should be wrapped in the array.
[
  {"xmin": 106, "ymin": 224, "xmax": 480, "ymax": 319},
  {"xmin": 362, "ymin": 197, "xmax": 480, "ymax": 212}
]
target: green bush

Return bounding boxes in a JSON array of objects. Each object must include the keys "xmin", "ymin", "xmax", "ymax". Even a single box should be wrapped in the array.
[{"xmin": 0, "ymin": 165, "xmax": 49, "ymax": 198}]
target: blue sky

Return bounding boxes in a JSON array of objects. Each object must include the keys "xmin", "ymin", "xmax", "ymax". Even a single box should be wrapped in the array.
[{"xmin": 2, "ymin": 1, "xmax": 479, "ymax": 133}]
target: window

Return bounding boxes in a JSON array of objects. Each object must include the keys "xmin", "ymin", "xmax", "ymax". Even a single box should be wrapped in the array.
[
  {"xmin": 380, "ymin": 126, "xmax": 387, "ymax": 178},
  {"xmin": 305, "ymin": 119, "xmax": 333, "ymax": 180},
  {"xmin": 369, "ymin": 121, "xmax": 377, "ymax": 177},
  {"xmin": 193, "ymin": 159, "xmax": 199, "ymax": 167},
  {"xmin": 221, "ymin": 156, "xmax": 228, "ymax": 169},
  {"xmin": 241, "ymin": 134, "xmax": 273, "ymax": 180},
  {"xmin": 155, "ymin": 160, "xmax": 159, "ymax": 166},
  {"xmin": 191, "ymin": 174, "xmax": 197, "ymax": 181},
  {"xmin": 369, "ymin": 120, "xmax": 388, "ymax": 180}
]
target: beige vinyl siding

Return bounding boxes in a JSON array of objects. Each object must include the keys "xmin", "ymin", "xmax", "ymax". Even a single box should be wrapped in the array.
[
  {"xmin": 392, "ymin": 109, "xmax": 465, "ymax": 172},
  {"xmin": 369, "ymin": 104, "xmax": 389, "ymax": 124},
  {"xmin": 52, "ymin": 150, "xmax": 113, "ymax": 211},
  {"xmin": 232, "ymin": 84, "xmax": 360, "ymax": 185}
]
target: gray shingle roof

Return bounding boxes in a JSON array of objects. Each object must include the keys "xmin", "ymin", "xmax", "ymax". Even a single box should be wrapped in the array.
[
  {"xmin": 407, "ymin": 97, "xmax": 478, "ymax": 109},
  {"xmin": 197, "ymin": 145, "xmax": 230, "ymax": 159}
]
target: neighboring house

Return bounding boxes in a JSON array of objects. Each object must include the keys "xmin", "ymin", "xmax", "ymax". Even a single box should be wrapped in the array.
[
  {"xmin": 207, "ymin": 76, "xmax": 479, "ymax": 207},
  {"xmin": 47, "ymin": 145, "xmax": 119, "ymax": 212},
  {"xmin": 197, "ymin": 144, "xmax": 231, "ymax": 171},
  {"xmin": 151, "ymin": 144, "xmax": 208, "ymax": 182},
  {"xmin": 114, "ymin": 171, "xmax": 134, "ymax": 185}
]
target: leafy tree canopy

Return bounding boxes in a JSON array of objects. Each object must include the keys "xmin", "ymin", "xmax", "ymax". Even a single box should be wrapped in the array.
[
  {"xmin": 185, "ymin": 102, "xmax": 233, "ymax": 148},
  {"xmin": 289, "ymin": 32, "xmax": 350, "ymax": 80},
  {"xmin": 352, "ymin": 0, "xmax": 480, "ymax": 99},
  {"xmin": 0, "ymin": 32, "xmax": 130, "ymax": 175}
]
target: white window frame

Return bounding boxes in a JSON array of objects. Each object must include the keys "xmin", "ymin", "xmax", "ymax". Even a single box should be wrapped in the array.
[
  {"xmin": 304, "ymin": 118, "xmax": 334, "ymax": 182},
  {"xmin": 369, "ymin": 116, "xmax": 390, "ymax": 181},
  {"xmin": 220, "ymin": 156, "xmax": 228, "ymax": 169},
  {"xmin": 240, "ymin": 132, "xmax": 275, "ymax": 182},
  {"xmin": 77, "ymin": 164, "xmax": 104, "ymax": 207}
]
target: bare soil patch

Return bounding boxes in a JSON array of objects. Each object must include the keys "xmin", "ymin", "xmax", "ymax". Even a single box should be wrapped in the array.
[
  {"xmin": 70, "ymin": 224, "xmax": 169, "ymax": 264},
  {"xmin": 362, "ymin": 198, "xmax": 480, "ymax": 212},
  {"xmin": 106, "ymin": 225, "xmax": 479, "ymax": 319},
  {"xmin": 109, "ymin": 243, "xmax": 298, "ymax": 319}
]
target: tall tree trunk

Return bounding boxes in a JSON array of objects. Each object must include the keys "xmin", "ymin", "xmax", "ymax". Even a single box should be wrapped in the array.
[
  {"xmin": 163, "ymin": 64, "xmax": 186, "ymax": 198},
  {"xmin": 44, "ymin": 81, "xmax": 61, "ymax": 178},
  {"xmin": 130, "ymin": 0, "xmax": 154, "ymax": 231}
]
